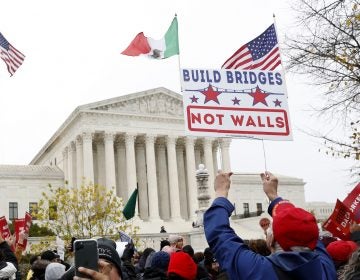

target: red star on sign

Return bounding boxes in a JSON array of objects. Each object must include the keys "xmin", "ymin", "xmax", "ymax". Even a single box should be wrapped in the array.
[
  {"xmin": 249, "ymin": 86, "xmax": 269, "ymax": 106},
  {"xmin": 201, "ymin": 84, "xmax": 221, "ymax": 104}
]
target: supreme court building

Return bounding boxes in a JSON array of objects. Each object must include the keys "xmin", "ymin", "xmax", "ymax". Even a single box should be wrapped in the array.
[{"xmin": 0, "ymin": 87, "xmax": 319, "ymax": 238}]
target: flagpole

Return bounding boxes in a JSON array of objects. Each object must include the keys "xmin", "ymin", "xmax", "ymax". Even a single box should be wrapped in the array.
[{"xmin": 175, "ymin": 14, "xmax": 183, "ymax": 93}]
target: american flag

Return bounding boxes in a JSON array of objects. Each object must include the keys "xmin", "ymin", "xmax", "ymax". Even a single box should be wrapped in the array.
[
  {"xmin": 0, "ymin": 32, "xmax": 25, "ymax": 76},
  {"xmin": 119, "ymin": 230, "xmax": 132, "ymax": 243},
  {"xmin": 222, "ymin": 24, "xmax": 281, "ymax": 71}
]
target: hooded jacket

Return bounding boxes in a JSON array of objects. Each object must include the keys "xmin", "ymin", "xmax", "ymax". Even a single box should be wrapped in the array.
[{"xmin": 204, "ymin": 197, "xmax": 337, "ymax": 280}]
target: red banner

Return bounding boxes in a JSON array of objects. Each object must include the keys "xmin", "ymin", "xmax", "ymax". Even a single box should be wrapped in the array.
[
  {"xmin": 323, "ymin": 199, "xmax": 355, "ymax": 240},
  {"xmin": 14, "ymin": 218, "xmax": 25, "ymax": 244},
  {"xmin": 342, "ymin": 183, "xmax": 360, "ymax": 222},
  {"xmin": 0, "ymin": 216, "xmax": 11, "ymax": 240},
  {"xmin": 22, "ymin": 212, "xmax": 32, "ymax": 249},
  {"xmin": 14, "ymin": 212, "xmax": 32, "ymax": 250}
]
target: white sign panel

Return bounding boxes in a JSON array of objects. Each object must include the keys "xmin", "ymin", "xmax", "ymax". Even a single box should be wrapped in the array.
[{"xmin": 181, "ymin": 68, "xmax": 293, "ymax": 140}]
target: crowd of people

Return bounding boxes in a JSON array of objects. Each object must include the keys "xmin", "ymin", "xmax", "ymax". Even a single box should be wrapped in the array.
[{"xmin": 0, "ymin": 171, "xmax": 359, "ymax": 279}]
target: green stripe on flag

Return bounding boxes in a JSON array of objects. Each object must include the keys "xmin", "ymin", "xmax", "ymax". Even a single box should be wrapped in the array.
[
  {"xmin": 123, "ymin": 188, "xmax": 138, "ymax": 220},
  {"xmin": 164, "ymin": 16, "xmax": 179, "ymax": 58}
]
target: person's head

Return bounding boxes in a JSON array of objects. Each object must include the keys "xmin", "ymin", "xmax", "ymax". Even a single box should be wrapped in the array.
[
  {"xmin": 150, "ymin": 251, "xmax": 170, "ymax": 272},
  {"xmin": 204, "ymin": 257, "xmax": 220, "ymax": 275},
  {"xmin": 182, "ymin": 245, "xmax": 194, "ymax": 258},
  {"xmin": 160, "ymin": 239, "xmax": 170, "ymax": 251},
  {"xmin": 248, "ymin": 239, "xmax": 271, "ymax": 256},
  {"xmin": 203, "ymin": 247, "xmax": 214, "ymax": 262},
  {"xmin": 193, "ymin": 252, "xmax": 204, "ymax": 264},
  {"xmin": 168, "ymin": 251, "xmax": 197, "ymax": 280},
  {"xmin": 45, "ymin": 262, "xmax": 66, "ymax": 280},
  {"xmin": 137, "ymin": 247, "xmax": 155, "ymax": 270},
  {"xmin": 41, "ymin": 250, "xmax": 61, "ymax": 263},
  {"xmin": 32, "ymin": 259, "xmax": 51, "ymax": 278},
  {"xmin": 259, "ymin": 217, "xmax": 271, "ymax": 233},
  {"xmin": 272, "ymin": 201, "xmax": 319, "ymax": 251},
  {"xmin": 168, "ymin": 235, "xmax": 183, "ymax": 249},
  {"xmin": 97, "ymin": 238, "xmax": 122, "ymax": 280},
  {"xmin": 162, "ymin": 245, "xmax": 176, "ymax": 256},
  {"xmin": 326, "ymin": 240, "xmax": 358, "ymax": 268},
  {"xmin": 30, "ymin": 254, "xmax": 41, "ymax": 265}
]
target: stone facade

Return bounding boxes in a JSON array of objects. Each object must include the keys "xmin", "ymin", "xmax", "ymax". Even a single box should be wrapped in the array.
[{"xmin": 0, "ymin": 87, "xmax": 313, "ymax": 244}]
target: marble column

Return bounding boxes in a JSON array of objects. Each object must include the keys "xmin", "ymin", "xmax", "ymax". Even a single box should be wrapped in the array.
[
  {"xmin": 176, "ymin": 145, "xmax": 189, "ymax": 219},
  {"xmin": 104, "ymin": 132, "xmax": 116, "ymax": 190},
  {"xmin": 145, "ymin": 135, "xmax": 160, "ymax": 220},
  {"xmin": 204, "ymin": 138, "xmax": 215, "ymax": 198},
  {"xmin": 125, "ymin": 133, "xmax": 137, "ymax": 200},
  {"xmin": 135, "ymin": 141, "xmax": 148, "ymax": 219},
  {"xmin": 82, "ymin": 132, "xmax": 94, "ymax": 184},
  {"xmin": 96, "ymin": 139, "xmax": 105, "ymax": 187},
  {"xmin": 75, "ymin": 136, "xmax": 83, "ymax": 187},
  {"xmin": 68, "ymin": 141, "xmax": 76, "ymax": 188},
  {"xmin": 212, "ymin": 141, "xmax": 219, "ymax": 175},
  {"xmin": 156, "ymin": 142, "xmax": 170, "ymax": 220},
  {"xmin": 166, "ymin": 136, "xmax": 182, "ymax": 221},
  {"xmin": 185, "ymin": 136, "xmax": 197, "ymax": 219},
  {"xmin": 194, "ymin": 146, "xmax": 202, "ymax": 168},
  {"xmin": 62, "ymin": 147, "xmax": 68, "ymax": 184},
  {"xmin": 220, "ymin": 138, "xmax": 232, "ymax": 172},
  {"xmin": 115, "ymin": 141, "xmax": 127, "ymax": 198}
]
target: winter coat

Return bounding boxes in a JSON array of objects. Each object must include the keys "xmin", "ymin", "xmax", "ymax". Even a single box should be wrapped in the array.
[{"xmin": 204, "ymin": 197, "xmax": 337, "ymax": 280}]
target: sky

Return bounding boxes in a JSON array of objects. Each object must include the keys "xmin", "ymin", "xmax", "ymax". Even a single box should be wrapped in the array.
[{"xmin": 0, "ymin": 0, "xmax": 357, "ymax": 203}]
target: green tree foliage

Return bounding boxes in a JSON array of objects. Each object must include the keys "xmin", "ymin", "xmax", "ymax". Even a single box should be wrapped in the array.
[{"xmin": 35, "ymin": 183, "xmax": 135, "ymax": 240}]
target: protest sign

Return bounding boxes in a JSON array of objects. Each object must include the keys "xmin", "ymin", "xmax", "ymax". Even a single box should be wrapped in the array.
[
  {"xmin": 0, "ymin": 216, "xmax": 11, "ymax": 240},
  {"xmin": 342, "ymin": 183, "xmax": 360, "ymax": 222},
  {"xmin": 323, "ymin": 199, "xmax": 354, "ymax": 240},
  {"xmin": 181, "ymin": 68, "xmax": 292, "ymax": 140}
]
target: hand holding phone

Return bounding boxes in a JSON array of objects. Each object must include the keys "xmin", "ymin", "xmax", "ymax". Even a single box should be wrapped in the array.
[{"xmin": 74, "ymin": 239, "xmax": 99, "ymax": 277}]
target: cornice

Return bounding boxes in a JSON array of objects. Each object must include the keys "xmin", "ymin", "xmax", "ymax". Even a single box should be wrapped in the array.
[{"xmin": 30, "ymin": 87, "xmax": 183, "ymax": 164}]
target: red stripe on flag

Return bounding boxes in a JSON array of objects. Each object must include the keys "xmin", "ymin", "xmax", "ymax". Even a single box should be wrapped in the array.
[
  {"xmin": 222, "ymin": 45, "xmax": 248, "ymax": 68},
  {"xmin": 251, "ymin": 47, "xmax": 279, "ymax": 69},
  {"xmin": 121, "ymin": 32, "xmax": 151, "ymax": 56}
]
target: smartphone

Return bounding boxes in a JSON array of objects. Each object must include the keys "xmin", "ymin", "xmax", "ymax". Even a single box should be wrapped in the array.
[{"xmin": 74, "ymin": 239, "xmax": 99, "ymax": 277}]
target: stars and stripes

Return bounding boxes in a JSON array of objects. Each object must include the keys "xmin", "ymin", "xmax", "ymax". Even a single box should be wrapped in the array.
[
  {"xmin": 222, "ymin": 24, "xmax": 281, "ymax": 71},
  {"xmin": 0, "ymin": 32, "xmax": 25, "ymax": 76},
  {"xmin": 119, "ymin": 230, "xmax": 132, "ymax": 243}
]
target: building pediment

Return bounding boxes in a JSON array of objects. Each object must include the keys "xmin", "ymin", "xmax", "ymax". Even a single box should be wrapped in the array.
[{"xmin": 82, "ymin": 87, "xmax": 184, "ymax": 118}]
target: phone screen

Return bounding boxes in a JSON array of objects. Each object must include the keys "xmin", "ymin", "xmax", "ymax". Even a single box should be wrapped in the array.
[{"xmin": 74, "ymin": 239, "xmax": 99, "ymax": 277}]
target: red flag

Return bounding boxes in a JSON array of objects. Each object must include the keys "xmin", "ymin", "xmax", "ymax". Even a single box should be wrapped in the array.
[
  {"xmin": 121, "ymin": 32, "xmax": 151, "ymax": 56},
  {"xmin": 0, "ymin": 216, "xmax": 11, "ymax": 240},
  {"xmin": 323, "ymin": 199, "xmax": 355, "ymax": 240},
  {"xmin": 342, "ymin": 183, "xmax": 360, "ymax": 222}
]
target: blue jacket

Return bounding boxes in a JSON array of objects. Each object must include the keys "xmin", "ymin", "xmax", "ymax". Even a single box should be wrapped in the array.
[{"xmin": 203, "ymin": 197, "xmax": 337, "ymax": 280}]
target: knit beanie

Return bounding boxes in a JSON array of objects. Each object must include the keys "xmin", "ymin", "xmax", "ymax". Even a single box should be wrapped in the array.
[
  {"xmin": 151, "ymin": 251, "xmax": 170, "ymax": 271},
  {"xmin": 326, "ymin": 240, "xmax": 358, "ymax": 263},
  {"xmin": 272, "ymin": 201, "xmax": 319, "ymax": 251},
  {"xmin": 168, "ymin": 251, "xmax": 197, "ymax": 280},
  {"xmin": 97, "ymin": 238, "xmax": 122, "ymax": 275},
  {"xmin": 45, "ymin": 263, "xmax": 66, "ymax": 280}
]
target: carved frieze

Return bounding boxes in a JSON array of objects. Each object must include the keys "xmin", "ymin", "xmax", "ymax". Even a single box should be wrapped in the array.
[{"xmin": 92, "ymin": 94, "xmax": 183, "ymax": 117}]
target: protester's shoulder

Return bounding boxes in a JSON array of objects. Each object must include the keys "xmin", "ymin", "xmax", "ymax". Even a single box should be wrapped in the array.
[{"xmin": 208, "ymin": 197, "xmax": 234, "ymax": 211}]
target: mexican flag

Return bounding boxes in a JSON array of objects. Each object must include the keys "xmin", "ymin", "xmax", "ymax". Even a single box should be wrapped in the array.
[{"xmin": 121, "ymin": 16, "xmax": 179, "ymax": 59}]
